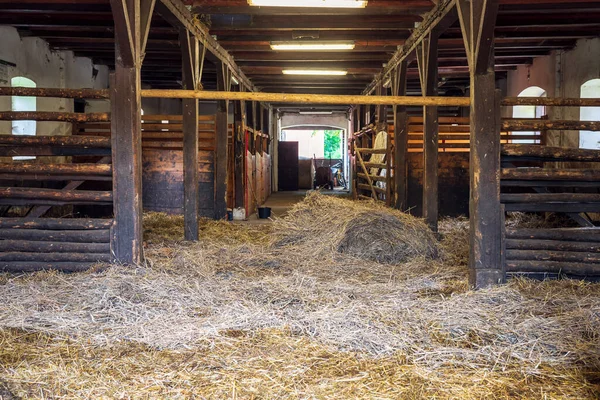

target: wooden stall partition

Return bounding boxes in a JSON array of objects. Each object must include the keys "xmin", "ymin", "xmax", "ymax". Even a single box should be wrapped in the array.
[
  {"xmin": 0, "ymin": 100, "xmax": 114, "ymax": 272},
  {"xmin": 77, "ymin": 114, "xmax": 217, "ymax": 217},
  {"xmin": 227, "ymin": 123, "xmax": 235, "ymax": 211}
]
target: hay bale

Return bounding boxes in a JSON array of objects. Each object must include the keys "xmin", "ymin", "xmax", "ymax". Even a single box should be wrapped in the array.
[
  {"xmin": 273, "ymin": 192, "xmax": 439, "ymax": 264},
  {"xmin": 338, "ymin": 211, "xmax": 438, "ymax": 263}
]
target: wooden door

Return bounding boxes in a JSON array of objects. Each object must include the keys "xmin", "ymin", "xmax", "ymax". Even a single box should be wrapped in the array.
[{"xmin": 278, "ymin": 142, "xmax": 299, "ymax": 191}]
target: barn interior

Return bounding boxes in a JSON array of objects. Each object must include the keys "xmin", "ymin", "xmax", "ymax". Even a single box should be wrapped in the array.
[{"xmin": 1, "ymin": 0, "xmax": 600, "ymax": 398}]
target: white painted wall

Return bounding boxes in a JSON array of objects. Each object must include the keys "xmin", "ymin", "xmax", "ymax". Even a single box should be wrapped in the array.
[
  {"xmin": 280, "ymin": 112, "xmax": 349, "ymax": 132},
  {"xmin": 0, "ymin": 26, "xmax": 110, "ymax": 138},
  {"xmin": 506, "ymin": 38, "xmax": 600, "ymax": 148}
]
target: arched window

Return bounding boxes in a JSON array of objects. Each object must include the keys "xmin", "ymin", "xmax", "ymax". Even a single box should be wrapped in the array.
[
  {"xmin": 11, "ymin": 77, "xmax": 37, "ymax": 160},
  {"xmin": 512, "ymin": 86, "xmax": 547, "ymax": 144},
  {"xmin": 579, "ymin": 79, "xmax": 600, "ymax": 149}
]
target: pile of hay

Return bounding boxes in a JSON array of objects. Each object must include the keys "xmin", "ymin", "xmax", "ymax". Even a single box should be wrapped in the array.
[
  {"xmin": 0, "ymin": 194, "xmax": 599, "ymax": 398},
  {"xmin": 273, "ymin": 192, "xmax": 438, "ymax": 263}
]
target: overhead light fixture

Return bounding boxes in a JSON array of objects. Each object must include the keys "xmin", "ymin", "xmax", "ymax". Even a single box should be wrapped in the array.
[
  {"xmin": 271, "ymin": 41, "xmax": 355, "ymax": 51},
  {"xmin": 283, "ymin": 69, "xmax": 347, "ymax": 76},
  {"xmin": 231, "ymin": 76, "xmax": 239, "ymax": 85},
  {"xmin": 248, "ymin": 0, "xmax": 367, "ymax": 8},
  {"xmin": 299, "ymin": 111, "xmax": 333, "ymax": 115}
]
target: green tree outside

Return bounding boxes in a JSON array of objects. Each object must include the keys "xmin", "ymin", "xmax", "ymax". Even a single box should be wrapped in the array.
[{"xmin": 323, "ymin": 130, "xmax": 342, "ymax": 159}]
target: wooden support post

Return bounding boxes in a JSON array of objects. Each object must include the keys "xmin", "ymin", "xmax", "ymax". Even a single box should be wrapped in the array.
[
  {"xmin": 180, "ymin": 28, "xmax": 201, "ymax": 240},
  {"xmin": 234, "ymin": 87, "xmax": 246, "ymax": 209},
  {"xmin": 375, "ymin": 81, "xmax": 386, "ymax": 124},
  {"xmin": 417, "ymin": 33, "xmax": 439, "ymax": 231},
  {"xmin": 108, "ymin": 0, "xmax": 155, "ymax": 264},
  {"xmin": 458, "ymin": 0, "xmax": 503, "ymax": 288},
  {"xmin": 110, "ymin": 67, "xmax": 143, "ymax": 264},
  {"xmin": 214, "ymin": 61, "xmax": 230, "ymax": 219},
  {"xmin": 392, "ymin": 60, "xmax": 409, "ymax": 211}
]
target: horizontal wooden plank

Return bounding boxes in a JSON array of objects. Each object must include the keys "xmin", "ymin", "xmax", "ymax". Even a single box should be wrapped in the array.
[
  {"xmin": 407, "ymin": 116, "xmax": 470, "ymax": 124},
  {"xmin": 505, "ymin": 203, "xmax": 600, "ymax": 212},
  {"xmin": 0, "ymin": 147, "xmax": 111, "ymax": 157},
  {"xmin": 505, "ymin": 260, "xmax": 600, "ymax": 275},
  {"xmin": 505, "ymin": 239, "xmax": 600, "ymax": 253},
  {"xmin": 501, "ymin": 144, "xmax": 600, "ymax": 162},
  {"xmin": 501, "ymin": 193, "xmax": 600, "ymax": 203},
  {"xmin": 0, "ymin": 87, "xmax": 109, "ymax": 99},
  {"xmin": 0, "ymin": 240, "xmax": 110, "ymax": 253},
  {"xmin": 501, "ymin": 168, "xmax": 600, "ymax": 181},
  {"xmin": 501, "ymin": 180, "xmax": 600, "ymax": 188},
  {"xmin": 357, "ymin": 183, "xmax": 386, "ymax": 194},
  {"xmin": 506, "ymin": 228, "xmax": 600, "ymax": 242},
  {"xmin": 0, "ymin": 261, "xmax": 103, "ymax": 272},
  {"xmin": 503, "ymin": 119, "xmax": 600, "ymax": 132},
  {"xmin": 357, "ymin": 173, "xmax": 387, "ymax": 182},
  {"xmin": 363, "ymin": 162, "xmax": 388, "ymax": 169},
  {"xmin": 355, "ymin": 148, "xmax": 388, "ymax": 154},
  {"xmin": 0, "ymin": 218, "xmax": 113, "ymax": 230},
  {"xmin": 0, "ymin": 135, "xmax": 110, "ymax": 148},
  {"xmin": 502, "ymin": 97, "xmax": 600, "ymax": 107},
  {"xmin": 0, "ymin": 163, "xmax": 111, "ymax": 176},
  {"xmin": 0, "ymin": 228, "xmax": 109, "ymax": 243},
  {"xmin": 506, "ymin": 249, "xmax": 600, "ymax": 264},
  {"xmin": 0, "ymin": 252, "xmax": 111, "ymax": 262},
  {"xmin": 0, "ymin": 187, "xmax": 112, "ymax": 203},
  {"xmin": 0, "ymin": 112, "xmax": 109, "ymax": 123},
  {"xmin": 0, "ymin": 173, "xmax": 113, "ymax": 182}
]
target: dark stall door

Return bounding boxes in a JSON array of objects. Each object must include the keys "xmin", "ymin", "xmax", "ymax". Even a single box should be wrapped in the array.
[{"xmin": 278, "ymin": 142, "xmax": 299, "ymax": 191}]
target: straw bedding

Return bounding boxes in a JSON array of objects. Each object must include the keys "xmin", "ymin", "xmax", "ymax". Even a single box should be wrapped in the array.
[{"xmin": 0, "ymin": 193, "xmax": 599, "ymax": 399}]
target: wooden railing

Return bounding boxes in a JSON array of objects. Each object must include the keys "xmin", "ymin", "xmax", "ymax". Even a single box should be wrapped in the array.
[
  {"xmin": 501, "ymin": 144, "xmax": 600, "ymax": 278},
  {"xmin": 75, "ymin": 114, "xmax": 217, "ymax": 151}
]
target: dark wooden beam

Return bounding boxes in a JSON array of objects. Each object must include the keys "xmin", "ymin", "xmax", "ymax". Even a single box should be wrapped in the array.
[
  {"xmin": 109, "ymin": 0, "xmax": 135, "ymax": 67},
  {"xmin": 393, "ymin": 60, "xmax": 409, "ymax": 211},
  {"xmin": 109, "ymin": 0, "xmax": 146, "ymax": 265},
  {"xmin": 181, "ymin": 28, "xmax": 201, "ymax": 240},
  {"xmin": 417, "ymin": 32, "xmax": 439, "ymax": 232},
  {"xmin": 458, "ymin": 0, "xmax": 503, "ymax": 288},
  {"xmin": 234, "ymin": 85, "xmax": 246, "ymax": 209},
  {"xmin": 214, "ymin": 60, "xmax": 230, "ymax": 220},
  {"xmin": 209, "ymin": 14, "xmax": 421, "ymax": 31},
  {"xmin": 140, "ymin": 0, "xmax": 158, "ymax": 57}
]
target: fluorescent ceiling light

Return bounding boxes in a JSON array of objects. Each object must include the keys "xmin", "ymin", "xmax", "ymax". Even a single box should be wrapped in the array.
[
  {"xmin": 283, "ymin": 69, "xmax": 347, "ymax": 76},
  {"xmin": 271, "ymin": 41, "xmax": 355, "ymax": 51},
  {"xmin": 248, "ymin": 0, "xmax": 367, "ymax": 8},
  {"xmin": 299, "ymin": 111, "xmax": 333, "ymax": 115},
  {"xmin": 231, "ymin": 76, "xmax": 239, "ymax": 85}
]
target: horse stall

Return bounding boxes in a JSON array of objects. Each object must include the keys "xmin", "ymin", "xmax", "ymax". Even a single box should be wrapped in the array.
[
  {"xmin": 499, "ymin": 106, "xmax": 600, "ymax": 280},
  {"xmin": 353, "ymin": 116, "xmax": 527, "ymax": 216},
  {"xmin": 75, "ymin": 114, "xmax": 217, "ymax": 217},
  {"xmin": 0, "ymin": 90, "xmax": 113, "ymax": 272},
  {"xmin": 243, "ymin": 127, "xmax": 272, "ymax": 217}
]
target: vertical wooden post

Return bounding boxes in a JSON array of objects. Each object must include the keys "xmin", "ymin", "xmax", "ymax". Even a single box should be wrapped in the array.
[
  {"xmin": 417, "ymin": 33, "xmax": 439, "ymax": 232},
  {"xmin": 458, "ymin": 0, "xmax": 503, "ymax": 288},
  {"xmin": 214, "ymin": 61, "xmax": 230, "ymax": 219},
  {"xmin": 180, "ymin": 29, "xmax": 201, "ymax": 240},
  {"xmin": 109, "ymin": 0, "xmax": 155, "ymax": 264},
  {"xmin": 234, "ymin": 86, "xmax": 245, "ymax": 209},
  {"xmin": 375, "ymin": 81, "xmax": 386, "ymax": 124},
  {"xmin": 393, "ymin": 60, "xmax": 409, "ymax": 211}
]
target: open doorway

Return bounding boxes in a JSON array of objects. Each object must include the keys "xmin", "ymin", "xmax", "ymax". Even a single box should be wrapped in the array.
[{"xmin": 278, "ymin": 127, "xmax": 349, "ymax": 192}]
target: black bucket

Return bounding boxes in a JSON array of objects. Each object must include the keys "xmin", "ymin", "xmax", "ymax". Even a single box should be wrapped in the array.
[{"xmin": 257, "ymin": 207, "xmax": 272, "ymax": 219}]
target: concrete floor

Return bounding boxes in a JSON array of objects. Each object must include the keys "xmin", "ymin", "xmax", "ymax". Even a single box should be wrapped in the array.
[{"xmin": 239, "ymin": 189, "xmax": 349, "ymax": 224}]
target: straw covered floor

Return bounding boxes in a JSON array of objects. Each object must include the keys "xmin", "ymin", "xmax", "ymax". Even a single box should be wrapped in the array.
[{"xmin": 0, "ymin": 193, "xmax": 599, "ymax": 399}]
